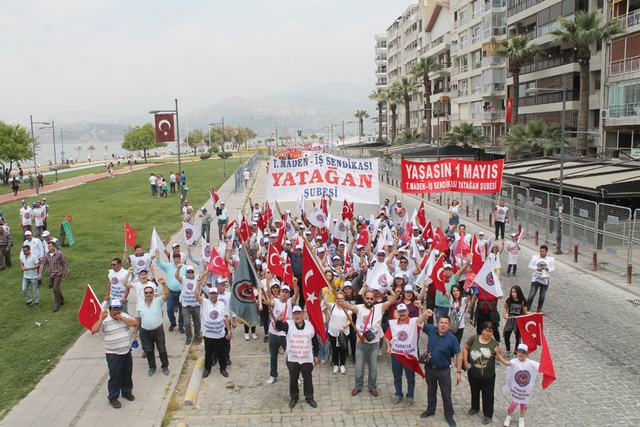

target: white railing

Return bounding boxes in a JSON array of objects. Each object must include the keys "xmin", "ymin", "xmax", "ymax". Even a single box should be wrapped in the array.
[
  {"xmin": 616, "ymin": 8, "xmax": 640, "ymax": 28},
  {"xmin": 482, "ymin": 83, "xmax": 506, "ymax": 95},
  {"xmin": 460, "ymin": 63, "xmax": 469, "ymax": 73},
  {"xmin": 609, "ymin": 56, "xmax": 640, "ymax": 76},
  {"xmin": 608, "ymin": 103, "xmax": 640, "ymax": 118},
  {"xmin": 472, "ymin": 110, "xmax": 506, "ymax": 120}
]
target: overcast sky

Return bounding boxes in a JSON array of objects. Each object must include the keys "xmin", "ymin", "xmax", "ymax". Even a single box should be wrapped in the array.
[{"xmin": 1, "ymin": 0, "xmax": 404, "ymax": 124}]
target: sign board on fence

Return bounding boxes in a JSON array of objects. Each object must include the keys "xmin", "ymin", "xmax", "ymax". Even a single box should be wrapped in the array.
[
  {"xmin": 579, "ymin": 209, "xmax": 589, "ymax": 218},
  {"xmin": 607, "ymin": 215, "xmax": 619, "ymax": 225},
  {"xmin": 534, "ymin": 197, "xmax": 542, "ymax": 206},
  {"xmin": 265, "ymin": 154, "xmax": 379, "ymax": 204},
  {"xmin": 400, "ymin": 159, "xmax": 504, "ymax": 194}
]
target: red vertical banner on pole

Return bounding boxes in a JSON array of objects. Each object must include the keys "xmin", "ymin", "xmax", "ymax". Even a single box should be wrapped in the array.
[{"xmin": 505, "ymin": 98, "xmax": 513, "ymax": 124}]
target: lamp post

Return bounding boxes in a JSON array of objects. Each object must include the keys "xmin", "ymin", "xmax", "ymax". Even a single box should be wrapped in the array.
[
  {"xmin": 209, "ymin": 116, "xmax": 226, "ymax": 177},
  {"xmin": 38, "ymin": 121, "xmax": 59, "ymax": 182},
  {"xmin": 150, "ymin": 99, "xmax": 182, "ymax": 212},
  {"xmin": 60, "ymin": 128, "xmax": 65, "ymax": 165},
  {"xmin": 30, "ymin": 116, "xmax": 52, "ymax": 194},
  {"xmin": 525, "ymin": 74, "xmax": 566, "ymax": 254}
]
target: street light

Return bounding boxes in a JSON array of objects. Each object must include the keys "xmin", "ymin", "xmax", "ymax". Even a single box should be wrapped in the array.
[
  {"xmin": 525, "ymin": 75, "xmax": 566, "ymax": 254},
  {"xmin": 209, "ymin": 117, "xmax": 226, "ymax": 177},
  {"xmin": 149, "ymin": 98, "xmax": 182, "ymax": 212},
  {"xmin": 29, "ymin": 116, "xmax": 52, "ymax": 194},
  {"xmin": 38, "ymin": 121, "xmax": 59, "ymax": 182}
]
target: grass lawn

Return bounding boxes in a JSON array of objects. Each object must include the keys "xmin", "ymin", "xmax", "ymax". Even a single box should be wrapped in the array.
[{"xmin": 0, "ymin": 157, "xmax": 240, "ymax": 418}]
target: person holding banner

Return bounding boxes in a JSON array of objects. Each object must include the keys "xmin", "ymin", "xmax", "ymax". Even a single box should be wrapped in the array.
[
  {"xmin": 385, "ymin": 301, "xmax": 431, "ymax": 405},
  {"xmin": 275, "ymin": 305, "xmax": 320, "ymax": 409}
]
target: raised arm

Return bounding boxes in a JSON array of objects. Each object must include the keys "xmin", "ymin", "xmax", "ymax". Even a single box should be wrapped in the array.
[{"xmin": 380, "ymin": 290, "xmax": 400, "ymax": 312}]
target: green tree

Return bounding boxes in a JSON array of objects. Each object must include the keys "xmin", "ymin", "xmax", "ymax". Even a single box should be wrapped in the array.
[
  {"xmin": 384, "ymin": 86, "xmax": 402, "ymax": 144},
  {"xmin": 495, "ymin": 35, "xmax": 541, "ymax": 126},
  {"xmin": 501, "ymin": 120, "xmax": 562, "ymax": 158},
  {"xmin": 122, "ymin": 123, "xmax": 164, "ymax": 163},
  {"xmin": 398, "ymin": 129, "xmax": 421, "ymax": 145},
  {"xmin": 0, "ymin": 122, "xmax": 33, "ymax": 183},
  {"xmin": 551, "ymin": 11, "xmax": 624, "ymax": 155},
  {"xmin": 354, "ymin": 110, "xmax": 369, "ymax": 137},
  {"xmin": 369, "ymin": 88, "xmax": 386, "ymax": 143},
  {"xmin": 412, "ymin": 57, "xmax": 442, "ymax": 143},
  {"xmin": 186, "ymin": 129, "xmax": 205, "ymax": 155},
  {"xmin": 441, "ymin": 122, "xmax": 488, "ymax": 149},
  {"xmin": 392, "ymin": 77, "xmax": 417, "ymax": 132}
]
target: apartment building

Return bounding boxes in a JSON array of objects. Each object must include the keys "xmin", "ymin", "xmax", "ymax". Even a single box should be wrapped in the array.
[
  {"xmin": 604, "ymin": 0, "xmax": 640, "ymax": 157},
  {"xmin": 374, "ymin": 33, "xmax": 389, "ymax": 139}
]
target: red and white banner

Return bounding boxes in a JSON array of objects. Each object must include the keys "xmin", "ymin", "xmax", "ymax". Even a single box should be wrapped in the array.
[
  {"xmin": 401, "ymin": 159, "xmax": 504, "ymax": 194},
  {"xmin": 265, "ymin": 154, "xmax": 379, "ymax": 204},
  {"xmin": 154, "ymin": 113, "xmax": 175, "ymax": 142}
]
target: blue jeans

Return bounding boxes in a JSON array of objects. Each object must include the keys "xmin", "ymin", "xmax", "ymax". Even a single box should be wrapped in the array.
[
  {"xmin": 167, "ymin": 290, "xmax": 184, "ymax": 328},
  {"xmin": 355, "ymin": 341, "xmax": 378, "ymax": 390},
  {"xmin": 268, "ymin": 333, "xmax": 287, "ymax": 378},
  {"xmin": 391, "ymin": 355, "xmax": 415, "ymax": 399},
  {"xmin": 22, "ymin": 277, "xmax": 39, "ymax": 304},
  {"xmin": 527, "ymin": 282, "xmax": 548, "ymax": 311}
]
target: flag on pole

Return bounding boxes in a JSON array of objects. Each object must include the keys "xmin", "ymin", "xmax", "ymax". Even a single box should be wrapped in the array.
[
  {"xmin": 210, "ymin": 186, "xmax": 220, "ymax": 205},
  {"xmin": 308, "ymin": 207, "xmax": 327, "ymax": 228},
  {"xmin": 182, "ymin": 221, "xmax": 200, "ymax": 246},
  {"xmin": 302, "ymin": 243, "xmax": 328, "ymax": 344},
  {"xmin": 319, "ymin": 196, "xmax": 329, "ymax": 216},
  {"xmin": 342, "ymin": 199, "xmax": 354, "ymax": 221},
  {"xmin": 154, "ymin": 113, "xmax": 175, "ymax": 142},
  {"xmin": 366, "ymin": 260, "xmax": 392, "ymax": 290},
  {"xmin": 433, "ymin": 227, "xmax": 449, "ymax": 252},
  {"xmin": 78, "ymin": 285, "xmax": 102, "ymax": 331},
  {"xmin": 230, "ymin": 245, "xmax": 259, "ymax": 326},
  {"xmin": 282, "ymin": 256, "xmax": 294, "ymax": 286},
  {"xmin": 417, "ymin": 201, "xmax": 427, "ymax": 228},
  {"xmin": 124, "ymin": 221, "xmax": 138, "ymax": 249},
  {"xmin": 207, "ymin": 245, "xmax": 230, "ymax": 276},
  {"xmin": 383, "ymin": 328, "xmax": 425, "ymax": 378},
  {"xmin": 539, "ymin": 328, "xmax": 556, "ymax": 388},
  {"xmin": 422, "ymin": 220, "xmax": 433, "ymax": 241},
  {"xmin": 429, "ymin": 255, "xmax": 447, "ymax": 294},
  {"xmin": 471, "ymin": 233, "xmax": 483, "ymax": 274},
  {"xmin": 267, "ymin": 244, "xmax": 284, "ymax": 278},
  {"xmin": 149, "ymin": 227, "xmax": 165, "ymax": 257},
  {"xmin": 357, "ymin": 228, "xmax": 369, "ymax": 247},
  {"xmin": 472, "ymin": 259, "xmax": 504, "ymax": 298},
  {"xmin": 201, "ymin": 237, "xmax": 211, "ymax": 263},
  {"xmin": 332, "ymin": 219, "xmax": 348, "ymax": 242},
  {"xmin": 516, "ymin": 312, "xmax": 544, "ymax": 353}
]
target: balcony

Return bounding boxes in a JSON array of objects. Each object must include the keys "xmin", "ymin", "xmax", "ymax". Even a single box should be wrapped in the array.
[
  {"xmin": 516, "ymin": 54, "xmax": 575, "ymax": 75},
  {"xmin": 615, "ymin": 9, "xmax": 640, "ymax": 29},
  {"xmin": 460, "ymin": 63, "xmax": 469, "ymax": 73},
  {"xmin": 471, "ymin": 110, "xmax": 505, "ymax": 121},
  {"xmin": 482, "ymin": 55, "xmax": 504, "ymax": 67},
  {"xmin": 518, "ymin": 90, "xmax": 579, "ymax": 106},
  {"xmin": 608, "ymin": 103, "xmax": 640, "ymax": 118},
  {"xmin": 609, "ymin": 56, "xmax": 640, "ymax": 76},
  {"xmin": 508, "ymin": 0, "xmax": 545, "ymax": 18},
  {"xmin": 482, "ymin": 83, "xmax": 505, "ymax": 96}
]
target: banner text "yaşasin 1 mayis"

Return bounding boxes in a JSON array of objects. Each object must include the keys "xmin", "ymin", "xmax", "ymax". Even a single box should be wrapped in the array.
[{"xmin": 401, "ymin": 159, "xmax": 504, "ymax": 194}]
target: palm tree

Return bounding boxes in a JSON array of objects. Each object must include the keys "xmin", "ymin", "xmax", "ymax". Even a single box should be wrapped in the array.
[
  {"xmin": 369, "ymin": 88, "xmax": 386, "ymax": 143},
  {"xmin": 392, "ymin": 77, "xmax": 417, "ymax": 132},
  {"xmin": 495, "ymin": 35, "xmax": 541, "ymax": 126},
  {"xmin": 354, "ymin": 110, "xmax": 369, "ymax": 137},
  {"xmin": 398, "ymin": 129, "xmax": 421, "ymax": 145},
  {"xmin": 411, "ymin": 57, "xmax": 442, "ymax": 143},
  {"xmin": 441, "ymin": 122, "xmax": 488, "ymax": 149},
  {"xmin": 501, "ymin": 120, "xmax": 561, "ymax": 159},
  {"xmin": 384, "ymin": 86, "xmax": 401, "ymax": 144},
  {"xmin": 551, "ymin": 11, "xmax": 624, "ymax": 155}
]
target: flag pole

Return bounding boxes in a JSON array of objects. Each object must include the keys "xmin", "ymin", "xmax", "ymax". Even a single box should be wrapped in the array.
[{"xmin": 123, "ymin": 221, "xmax": 126, "ymax": 251}]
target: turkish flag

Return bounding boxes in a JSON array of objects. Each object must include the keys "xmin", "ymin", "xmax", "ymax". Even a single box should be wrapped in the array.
[
  {"xmin": 282, "ymin": 256, "xmax": 294, "ymax": 287},
  {"xmin": 357, "ymin": 229, "xmax": 369, "ymax": 247},
  {"xmin": 422, "ymin": 220, "xmax": 433, "ymax": 241},
  {"xmin": 319, "ymin": 227, "xmax": 329, "ymax": 244},
  {"xmin": 516, "ymin": 312, "xmax": 544, "ymax": 353},
  {"xmin": 433, "ymin": 227, "xmax": 449, "ymax": 252},
  {"xmin": 302, "ymin": 243, "xmax": 328, "ymax": 344},
  {"xmin": 471, "ymin": 233, "xmax": 483, "ymax": 274},
  {"xmin": 267, "ymin": 244, "xmax": 284, "ymax": 278},
  {"xmin": 78, "ymin": 285, "xmax": 102, "ymax": 331},
  {"xmin": 154, "ymin": 113, "xmax": 175, "ymax": 142},
  {"xmin": 400, "ymin": 223, "xmax": 413, "ymax": 243},
  {"xmin": 273, "ymin": 223, "xmax": 285, "ymax": 253},
  {"xmin": 429, "ymin": 255, "xmax": 447, "ymax": 294},
  {"xmin": 207, "ymin": 246, "xmax": 230, "ymax": 277},
  {"xmin": 383, "ymin": 328, "xmax": 425, "ymax": 377},
  {"xmin": 342, "ymin": 199, "xmax": 354, "ymax": 221},
  {"xmin": 210, "ymin": 187, "xmax": 220, "ymax": 204},
  {"xmin": 454, "ymin": 231, "xmax": 470, "ymax": 260},
  {"xmin": 239, "ymin": 215, "xmax": 252, "ymax": 243},
  {"xmin": 540, "ymin": 327, "xmax": 556, "ymax": 389},
  {"xmin": 264, "ymin": 202, "xmax": 272, "ymax": 227},
  {"xmin": 256, "ymin": 212, "xmax": 266, "ymax": 231},
  {"xmin": 417, "ymin": 201, "xmax": 427, "ymax": 228},
  {"xmin": 124, "ymin": 221, "xmax": 138, "ymax": 249},
  {"xmin": 505, "ymin": 98, "xmax": 513, "ymax": 123},
  {"xmin": 320, "ymin": 196, "xmax": 329, "ymax": 216}
]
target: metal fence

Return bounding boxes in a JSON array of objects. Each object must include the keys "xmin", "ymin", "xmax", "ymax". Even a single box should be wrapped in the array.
[{"xmin": 233, "ymin": 153, "xmax": 261, "ymax": 193}]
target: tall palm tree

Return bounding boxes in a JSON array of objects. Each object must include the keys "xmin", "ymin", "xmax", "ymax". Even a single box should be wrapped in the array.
[
  {"xmin": 369, "ymin": 88, "xmax": 386, "ymax": 143},
  {"xmin": 392, "ymin": 77, "xmax": 417, "ymax": 132},
  {"xmin": 551, "ymin": 11, "xmax": 623, "ymax": 155},
  {"xmin": 411, "ymin": 57, "xmax": 442, "ymax": 143},
  {"xmin": 441, "ymin": 122, "xmax": 488, "ymax": 149},
  {"xmin": 495, "ymin": 35, "xmax": 540, "ymax": 126},
  {"xmin": 353, "ymin": 110, "xmax": 369, "ymax": 137},
  {"xmin": 501, "ymin": 120, "xmax": 561, "ymax": 159},
  {"xmin": 384, "ymin": 86, "xmax": 401, "ymax": 144}
]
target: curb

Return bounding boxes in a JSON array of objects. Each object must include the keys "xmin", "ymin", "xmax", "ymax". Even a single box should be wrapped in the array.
[{"xmin": 183, "ymin": 358, "xmax": 204, "ymax": 406}]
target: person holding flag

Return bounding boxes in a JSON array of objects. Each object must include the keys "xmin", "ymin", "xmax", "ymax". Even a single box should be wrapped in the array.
[
  {"xmin": 216, "ymin": 201, "xmax": 229, "ymax": 242},
  {"xmin": 265, "ymin": 280, "xmax": 299, "ymax": 385},
  {"xmin": 385, "ymin": 301, "xmax": 431, "ymax": 405},
  {"xmin": 275, "ymin": 305, "xmax": 320, "ymax": 409},
  {"xmin": 502, "ymin": 343, "xmax": 539, "ymax": 427},
  {"xmin": 434, "ymin": 257, "xmax": 469, "ymax": 322}
]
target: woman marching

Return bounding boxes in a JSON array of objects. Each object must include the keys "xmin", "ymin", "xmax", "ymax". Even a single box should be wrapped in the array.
[
  {"xmin": 448, "ymin": 284, "xmax": 467, "ymax": 344},
  {"xmin": 326, "ymin": 291, "xmax": 351, "ymax": 375},
  {"xmin": 502, "ymin": 286, "xmax": 529, "ymax": 357}
]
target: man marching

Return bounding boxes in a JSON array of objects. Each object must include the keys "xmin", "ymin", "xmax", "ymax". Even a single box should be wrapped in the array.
[
  {"xmin": 275, "ymin": 305, "xmax": 320, "ymax": 409},
  {"xmin": 175, "ymin": 264, "xmax": 202, "ymax": 345},
  {"xmin": 195, "ymin": 280, "xmax": 231, "ymax": 378},
  {"xmin": 266, "ymin": 282, "xmax": 299, "ymax": 384}
]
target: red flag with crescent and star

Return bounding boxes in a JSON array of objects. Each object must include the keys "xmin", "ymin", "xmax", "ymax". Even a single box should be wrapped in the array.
[
  {"xmin": 319, "ymin": 196, "xmax": 329, "ymax": 216},
  {"xmin": 433, "ymin": 227, "xmax": 449, "ymax": 252},
  {"xmin": 282, "ymin": 256, "xmax": 294, "ymax": 287},
  {"xmin": 154, "ymin": 113, "xmax": 175, "ymax": 142},
  {"xmin": 302, "ymin": 243, "xmax": 328, "ymax": 344},
  {"xmin": 239, "ymin": 215, "xmax": 252, "ymax": 243},
  {"xmin": 471, "ymin": 233, "xmax": 483, "ymax": 274},
  {"xmin": 384, "ymin": 328, "xmax": 425, "ymax": 378},
  {"xmin": 342, "ymin": 199, "xmax": 354, "ymax": 221},
  {"xmin": 539, "ymin": 327, "xmax": 556, "ymax": 388},
  {"xmin": 429, "ymin": 255, "xmax": 447, "ymax": 294},
  {"xmin": 124, "ymin": 221, "xmax": 138, "ymax": 249},
  {"xmin": 210, "ymin": 187, "xmax": 220, "ymax": 205},
  {"xmin": 422, "ymin": 220, "xmax": 433, "ymax": 241},
  {"xmin": 207, "ymin": 246, "xmax": 230, "ymax": 277},
  {"xmin": 516, "ymin": 312, "xmax": 556, "ymax": 388},
  {"xmin": 78, "ymin": 285, "xmax": 102, "ymax": 331},
  {"xmin": 263, "ymin": 201, "xmax": 272, "ymax": 228},
  {"xmin": 267, "ymin": 244, "xmax": 284, "ymax": 278},
  {"xmin": 357, "ymin": 228, "xmax": 369, "ymax": 247},
  {"xmin": 417, "ymin": 201, "xmax": 427, "ymax": 228}
]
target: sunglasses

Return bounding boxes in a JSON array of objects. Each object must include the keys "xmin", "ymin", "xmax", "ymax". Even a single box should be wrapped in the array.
[
  {"xmin": 144, "ymin": 291, "xmax": 154, "ymax": 295},
  {"xmin": 111, "ymin": 263, "xmax": 118, "ymax": 267}
]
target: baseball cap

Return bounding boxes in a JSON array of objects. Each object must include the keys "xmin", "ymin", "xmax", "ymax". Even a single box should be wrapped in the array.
[
  {"xmin": 24, "ymin": 230, "xmax": 32, "ymax": 236},
  {"xmin": 377, "ymin": 249, "xmax": 386, "ymax": 255},
  {"xmin": 343, "ymin": 281, "xmax": 353, "ymax": 288},
  {"xmin": 394, "ymin": 272, "xmax": 405, "ymax": 279},
  {"xmin": 517, "ymin": 343, "xmax": 529, "ymax": 353},
  {"xmin": 511, "ymin": 233, "xmax": 517, "ymax": 237},
  {"xmin": 316, "ymin": 235, "xmax": 323, "ymax": 240},
  {"xmin": 270, "ymin": 282, "xmax": 281, "ymax": 288},
  {"xmin": 292, "ymin": 305, "xmax": 303, "ymax": 313},
  {"xmin": 396, "ymin": 303, "xmax": 408, "ymax": 311},
  {"xmin": 338, "ymin": 241, "xmax": 346, "ymax": 246},
  {"xmin": 172, "ymin": 243, "xmax": 180, "ymax": 248},
  {"xmin": 186, "ymin": 266, "xmax": 195, "ymax": 272},
  {"xmin": 427, "ymin": 238, "xmax": 433, "ymax": 243},
  {"xmin": 304, "ymin": 230, "xmax": 312, "ymax": 235},
  {"xmin": 42, "ymin": 230, "xmax": 51, "ymax": 237},
  {"xmin": 443, "ymin": 263, "xmax": 453, "ymax": 269},
  {"xmin": 143, "ymin": 283, "xmax": 157, "ymax": 292},
  {"xmin": 209, "ymin": 287, "xmax": 219, "ymax": 294},
  {"xmin": 285, "ymin": 240, "xmax": 292, "ymax": 245},
  {"xmin": 404, "ymin": 285, "xmax": 413, "ymax": 293},
  {"xmin": 109, "ymin": 299, "xmax": 123, "ymax": 309},
  {"xmin": 478, "ymin": 231, "xmax": 485, "ymax": 235},
  {"xmin": 216, "ymin": 277, "xmax": 228, "ymax": 285},
  {"xmin": 317, "ymin": 247, "xmax": 326, "ymax": 253},
  {"xmin": 295, "ymin": 245, "xmax": 303, "ymax": 250},
  {"xmin": 418, "ymin": 245, "xmax": 425, "ymax": 251},
  {"xmin": 356, "ymin": 244, "xmax": 364, "ymax": 250},
  {"xmin": 281, "ymin": 285, "xmax": 291, "ymax": 292},
  {"xmin": 332, "ymin": 255, "xmax": 341, "ymax": 261},
  {"xmin": 220, "ymin": 201, "xmax": 225, "ymax": 205}
]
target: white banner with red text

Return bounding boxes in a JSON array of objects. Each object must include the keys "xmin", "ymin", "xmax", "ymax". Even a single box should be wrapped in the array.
[
  {"xmin": 401, "ymin": 159, "xmax": 504, "ymax": 194},
  {"xmin": 265, "ymin": 154, "xmax": 379, "ymax": 204}
]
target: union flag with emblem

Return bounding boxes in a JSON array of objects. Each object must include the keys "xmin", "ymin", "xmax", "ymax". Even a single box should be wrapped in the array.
[{"xmin": 229, "ymin": 245, "xmax": 259, "ymax": 326}]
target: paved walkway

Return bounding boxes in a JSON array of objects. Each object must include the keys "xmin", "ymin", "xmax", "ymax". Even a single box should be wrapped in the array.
[
  {"xmin": 0, "ymin": 164, "xmax": 154, "ymax": 205},
  {"xmin": 0, "ymin": 164, "xmax": 256, "ymax": 427}
]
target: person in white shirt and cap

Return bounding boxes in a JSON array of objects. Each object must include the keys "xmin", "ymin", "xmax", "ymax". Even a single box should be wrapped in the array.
[
  {"xmin": 23, "ymin": 230, "xmax": 45, "ymax": 260},
  {"xmin": 275, "ymin": 305, "xmax": 320, "ymax": 409},
  {"xmin": 505, "ymin": 233, "xmax": 521, "ymax": 277},
  {"xmin": 175, "ymin": 264, "xmax": 202, "ymax": 345},
  {"xmin": 265, "ymin": 283, "xmax": 299, "ymax": 384},
  {"xmin": 213, "ymin": 276, "xmax": 236, "ymax": 366},
  {"xmin": 195, "ymin": 280, "xmax": 231, "ymax": 378}
]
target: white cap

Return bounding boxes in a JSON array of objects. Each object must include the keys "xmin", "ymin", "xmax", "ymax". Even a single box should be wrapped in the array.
[
  {"xmin": 479, "ymin": 231, "xmax": 485, "ymax": 235},
  {"xmin": 511, "ymin": 233, "xmax": 517, "ymax": 237},
  {"xmin": 332, "ymin": 255, "xmax": 341, "ymax": 261},
  {"xmin": 42, "ymin": 230, "xmax": 51, "ymax": 237},
  {"xmin": 295, "ymin": 245, "xmax": 303, "ymax": 250},
  {"xmin": 517, "ymin": 343, "xmax": 529, "ymax": 353},
  {"xmin": 109, "ymin": 299, "xmax": 123, "ymax": 308},
  {"xmin": 318, "ymin": 247, "xmax": 326, "ymax": 253},
  {"xmin": 343, "ymin": 281, "xmax": 353, "ymax": 288},
  {"xmin": 356, "ymin": 244, "xmax": 365, "ymax": 250},
  {"xmin": 396, "ymin": 303, "xmax": 408, "ymax": 311},
  {"xmin": 316, "ymin": 235, "xmax": 323, "ymax": 240},
  {"xmin": 24, "ymin": 230, "xmax": 32, "ymax": 236},
  {"xmin": 143, "ymin": 283, "xmax": 157, "ymax": 292},
  {"xmin": 216, "ymin": 277, "xmax": 228, "ymax": 285},
  {"xmin": 304, "ymin": 230, "xmax": 312, "ymax": 235},
  {"xmin": 220, "ymin": 201, "xmax": 225, "ymax": 205},
  {"xmin": 394, "ymin": 272, "xmax": 405, "ymax": 279},
  {"xmin": 404, "ymin": 284, "xmax": 413, "ymax": 293},
  {"xmin": 443, "ymin": 263, "xmax": 453, "ymax": 269},
  {"xmin": 427, "ymin": 238, "xmax": 433, "ymax": 243},
  {"xmin": 285, "ymin": 240, "xmax": 292, "ymax": 245},
  {"xmin": 338, "ymin": 241, "xmax": 346, "ymax": 246},
  {"xmin": 418, "ymin": 245, "xmax": 425, "ymax": 251},
  {"xmin": 292, "ymin": 305, "xmax": 303, "ymax": 313},
  {"xmin": 186, "ymin": 266, "xmax": 195, "ymax": 272},
  {"xmin": 281, "ymin": 285, "xmax": 291, "ymax": 292},
  {"xmin": 209, "ymin": 287, "xmax": 219, "ymax": 294}
]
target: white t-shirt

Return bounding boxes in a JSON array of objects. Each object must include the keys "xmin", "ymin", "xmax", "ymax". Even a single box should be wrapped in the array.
[
  {"xmin": 108, "ymin": 268, "xmax": 129, "ymax": 301},
  {"xmin": 149, "ymin": 175, "xmax": 157, "ymax": 186},
  {"xmin": 449, "ymin": 205, "xmax": 459, "ymax": 216},
  {"xmin": 487, "ymin": 252, "xmax": 501, "ymax": 270},
  {"xmin": 269, "ymin": 298, "xmax": 293, "ymax": 336},
  {"xmin": 243, "ymin": 170, "xmax": 250, "ymax": 180},
  {"xmin": 20, "ymin": 252, "xmax": 40, "ymax": 279},
  {"xmin": 285, "ymin": 320, "xmax": 315, "ymax": 364},
  {"xmin": 129, "ymin": 253, "xmax": 153, "ymax": 278},
  {"xmin": 328, "ymin": 303, "xmax": 351, "ymax": 337},
  {"xmin": 20, "ymin": 207, "xmax": 32, "ymax": 226},
  {"xmin": 32, "ymin": 207, "xmax": 45, "ymax": 227},
  {"xmin": 170, "ymin": 174, "xmax": 176, "ymax": 183},
  {"xmin": 505, "ymin": 241, "xmax": 520, "ymax": 265},
  {"xmin": 133, "ymin": 280, "xmax": 158, "ymax": 311},
  {"xmin": 388, "ymin": 317, "xmax": 420, "ymax": 357},
  {"xmin": 448, "ymin": 297, "xmax": 468, "ymax": 330},
  {"xmin": 217, "ymin": 291, "xmax": 236, "ymax": 317},
  {"xmin": 529, "ymin": 255, "xmax": 555, "ymax": 285},
  {"xmin": 355, "ymin": 303, "xmax": 384, "ymax": 344},
  {"xmin": 180, "ymin": 277, "xmax": 199, "ymax": 307},
  {"xmin": 201, "ymin": 298, "xmax": 229, "ymax": 339},
  {"xmin": 24, "ymin": 238, "xmax": 45, "ymax": 259},
  {"xmin": 495, "ymin": 205, "xmax": 509, "ymax": 222}
]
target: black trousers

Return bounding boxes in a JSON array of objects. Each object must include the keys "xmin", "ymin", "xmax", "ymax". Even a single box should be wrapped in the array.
[
  {"xmin": 287, "ymin": 361, "xmax": 314, "ymax": 400},
  {"xmin": 348, "ymin": 328, "xmax": 357, "ymax": 362},
  {"xmin": 468, "ymin": 374, "xmax": 495, "ymax": 418},
  {"xmin": 328, "ymin": 334, "xmax": 347, "ymax": 366},
  {"xmin": 106, "ymin": 351, "xmax": 133, "ymax": 401},
  {"xmin": 495, "ymin": 221, "xmax": 506, "ymax": 240},
  {"xmin": 503, "ymin": 324, "xmax": 521, "ymax": 352},
  {"xmin": 507, "ymin": 264, "xmax": 518, "ymax": 275},
  {"xmin": 260, "ymin": 306, "xmax": 270, "ymax": 336},
  {"xmin": 140, "ymin": 326, "xmax": 168, "ymax": 369},
  {"xmin": 204, "ymin": 337, "xmax": 227, "ymax": 371},
  {"xmin": 425, "ymin": 366, "xmax": 454, "ymax": 417}
]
